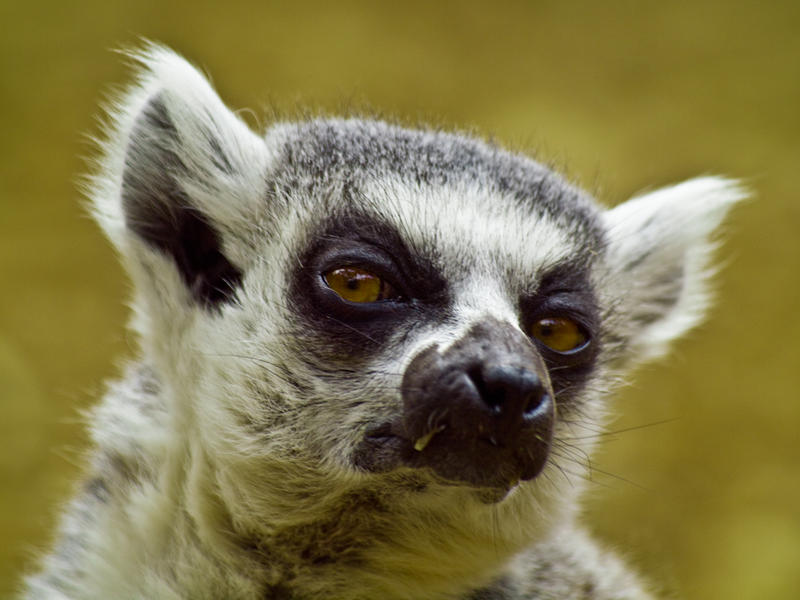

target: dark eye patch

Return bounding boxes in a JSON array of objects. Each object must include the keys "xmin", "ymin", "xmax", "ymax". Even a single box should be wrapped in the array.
[
  {"xmin": 519, "ymin": 262, "xmax": 600, "ymax": 407},
  {"xmin": 287, "ymin": 210, "xmax": 449, "ymax": 361}
]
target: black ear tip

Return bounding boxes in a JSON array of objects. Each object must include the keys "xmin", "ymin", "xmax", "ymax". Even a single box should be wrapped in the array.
[{"xmin": 120, "ymin": 94, "xmax": 243, "ymax": 309}]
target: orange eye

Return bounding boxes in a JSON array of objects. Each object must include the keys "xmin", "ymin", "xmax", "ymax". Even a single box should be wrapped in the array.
[
  {"xmin": 323, "ymin": 267, "xmax": 395, "ymax": 303},
  {"xmin": 530, "ymin": 317, "xmax": 588, "ymax": 353}
]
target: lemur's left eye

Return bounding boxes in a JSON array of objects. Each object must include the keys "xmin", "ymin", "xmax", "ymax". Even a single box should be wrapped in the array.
[
  {"xmin": 530, "ymin": 317, "xmax": 588, "ymax": 353},
  {"xmin": 323, "ymin": 267, "xmax": 397, "ymax": 303}
]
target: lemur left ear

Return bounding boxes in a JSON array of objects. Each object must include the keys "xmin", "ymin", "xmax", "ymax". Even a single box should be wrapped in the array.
[
  {"xmin": 91, "ymin": 44, "xmax": 270, "ymax": 310},
  {"xmin": 600, "ymin": 177, "xmax": 746, "ymax": 363}
]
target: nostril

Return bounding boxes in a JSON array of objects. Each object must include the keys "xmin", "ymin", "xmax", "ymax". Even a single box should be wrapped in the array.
[
  {"xmin": 469, "ymin": 365, "xmax": 547, "ymax": 419},
  {"xmin": 467, "ymin": 365, "xmax": 501, "ymax": 413},
  {"xmin": 523, "ymin": 390, "xmax": 549, "ymax": 419}
]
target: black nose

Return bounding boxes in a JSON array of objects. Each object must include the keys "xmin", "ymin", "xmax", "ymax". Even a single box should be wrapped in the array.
[
  {"xmin": 469, "ymin": 364, "xmax": 550, "ymax": 424},
  {"xmin": 398, "ymin": 319, "xmax": 556, "ymax": 489}
]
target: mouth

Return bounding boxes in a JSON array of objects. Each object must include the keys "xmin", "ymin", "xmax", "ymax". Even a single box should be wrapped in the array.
[{"xmin": 351, "ymin": 421, "xmax": 551, "ymax": 492}]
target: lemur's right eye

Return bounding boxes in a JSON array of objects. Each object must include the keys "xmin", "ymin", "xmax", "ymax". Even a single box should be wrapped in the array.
[{"xmin": 323, "ymin": 267, "xmax": 397, "ymax": 303}]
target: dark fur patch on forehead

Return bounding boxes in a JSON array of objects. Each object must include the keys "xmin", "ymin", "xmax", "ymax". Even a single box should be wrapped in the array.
[{"xmin": 273, "ymin": 118, "xmax": 604, "ymax": 246}]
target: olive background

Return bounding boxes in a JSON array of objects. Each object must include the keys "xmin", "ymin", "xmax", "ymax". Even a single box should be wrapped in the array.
[{"xmin": 1, "ymin": 1, "xmax": 798, "ymax": 598}]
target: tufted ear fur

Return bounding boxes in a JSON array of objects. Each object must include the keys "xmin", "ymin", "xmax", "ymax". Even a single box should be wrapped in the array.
[
  {"xmin": 601, "ymin": 177, "xmax": 746, "ymax": 363},
  {"xmin": 90, "ymin": 44, "xmax": 270, "ymax": 313}
]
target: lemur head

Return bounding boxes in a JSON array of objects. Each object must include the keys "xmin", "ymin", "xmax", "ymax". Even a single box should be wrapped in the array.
[{"xmin": 93, "ymin": 45, "xmax": 743, "ymax": 583}]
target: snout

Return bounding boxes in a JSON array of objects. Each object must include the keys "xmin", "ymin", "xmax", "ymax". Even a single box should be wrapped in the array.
[
  {"xmin": 399, "ymin": 321, "xmax": 554, "ymax": 489},
  {"xmin": 353, "ymin": 319, "xmax": 555, "ymax": 491}
]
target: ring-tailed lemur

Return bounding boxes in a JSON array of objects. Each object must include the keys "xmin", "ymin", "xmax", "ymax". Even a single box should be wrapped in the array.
[{"xmin": 23, "ymin": 45, "xmax": 744, "ymax": 599}]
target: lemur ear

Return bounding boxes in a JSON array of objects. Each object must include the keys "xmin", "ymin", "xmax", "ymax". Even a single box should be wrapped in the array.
[
  {"xmin": 601, "ymin": 177, "xmax": 746, "ymax": 363},
  {"xmin": 91, "ymin": 44, "xmax": 269, "ymax": 309}
]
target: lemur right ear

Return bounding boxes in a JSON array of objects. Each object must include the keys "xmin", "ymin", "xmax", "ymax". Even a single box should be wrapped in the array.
[{"xmin": 91, "ymin": 44, "xmax": 270, "ymax": 310}]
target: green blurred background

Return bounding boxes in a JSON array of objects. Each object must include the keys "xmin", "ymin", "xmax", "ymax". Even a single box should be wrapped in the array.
[{"xmin": 1, "ymin": 1, "xmax": 798, "ymax": 598}]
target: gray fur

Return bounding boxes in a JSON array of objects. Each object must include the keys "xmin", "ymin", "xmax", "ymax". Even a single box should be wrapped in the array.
[{"xmin": 22, "ymin": 45, "xmax": 745, "ymax": 599}]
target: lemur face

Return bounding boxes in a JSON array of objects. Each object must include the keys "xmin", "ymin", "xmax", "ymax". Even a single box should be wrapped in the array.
[
  {"xmin": 98, "ymin": 46, "xmax": 742, "ymax": 522},
  {"xmin": 269, "ymin": 121, "xmax": 605, "ymax": 494}
]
